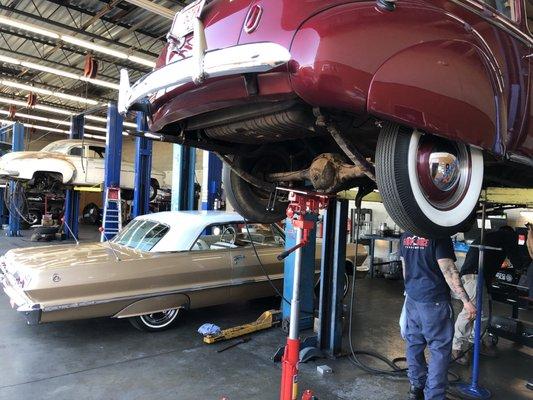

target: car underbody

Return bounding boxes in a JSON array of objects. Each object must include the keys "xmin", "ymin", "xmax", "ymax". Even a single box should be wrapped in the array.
[{"xmin": 158, "ymin": 99, "xmax": 533, "ymax": 197}]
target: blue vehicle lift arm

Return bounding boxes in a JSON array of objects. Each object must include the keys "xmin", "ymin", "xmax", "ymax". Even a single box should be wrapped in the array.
[
  {"xmin": 132, "ymin": 111, "xmax": 152, "ymax": 218},
  {"xmin": 6, "ymin": 122, "xmax": 24, "ymax": 237}
]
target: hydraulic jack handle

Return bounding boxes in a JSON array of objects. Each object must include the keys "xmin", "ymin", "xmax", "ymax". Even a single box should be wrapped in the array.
[{"xmin": 277, "ymin": 229, "xmax": 309, "ymax": 261}]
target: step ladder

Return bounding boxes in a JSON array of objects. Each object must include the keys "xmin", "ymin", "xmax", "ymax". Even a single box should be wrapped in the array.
[{"xmin": 100, "ymin": 186, "xmax": 122, "ymax": 242}]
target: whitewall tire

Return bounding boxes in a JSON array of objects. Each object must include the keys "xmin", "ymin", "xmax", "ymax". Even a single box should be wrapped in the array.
[{"xmin": 376, "ymin": 123, "xmax": 483, "ymax": 238}]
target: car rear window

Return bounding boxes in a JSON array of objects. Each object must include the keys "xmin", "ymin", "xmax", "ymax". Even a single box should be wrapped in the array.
[{"xmin": 112, "ymin": 219, "xmax": 169, "ymax": 251}]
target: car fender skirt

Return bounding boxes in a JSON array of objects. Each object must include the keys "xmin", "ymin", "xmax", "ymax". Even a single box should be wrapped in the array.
[
  {"xmin": 113, "ymin": 293, "xmax": 190, "ymax": 319},
  {"xmin": 367, "ymin": 40, "xmax": 503, "ymax": 154}
]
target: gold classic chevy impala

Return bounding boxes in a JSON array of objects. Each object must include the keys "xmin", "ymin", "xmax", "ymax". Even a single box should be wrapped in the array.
[{"xmin": 0, "ymin": 211, "xmax": 366, "ymax": 331}]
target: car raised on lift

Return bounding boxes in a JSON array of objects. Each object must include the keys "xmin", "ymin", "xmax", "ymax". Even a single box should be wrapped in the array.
[
  {"xmin": 0, "ymin": 211, "xmax": 366, "ymax": 332},
  {"xmin": 119, "ymin": 0, "xmax": 533, "ymax": 237},
  {"xmin": 0, "ymin": 139, "xmax": 166, "ymax": 200}
]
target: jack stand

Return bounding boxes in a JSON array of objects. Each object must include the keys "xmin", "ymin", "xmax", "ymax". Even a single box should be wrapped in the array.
[
  {"xmin": 277, "ymin": 188, "xmax": 330, "ymax": 400},
  {"xmin": 454, "ymin": 203, "xmax": 491, "ymax": 400}
]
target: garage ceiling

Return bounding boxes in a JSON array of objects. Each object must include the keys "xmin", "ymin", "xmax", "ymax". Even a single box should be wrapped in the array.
[{"xmin": 0, "ymin": 0, "xmax": 189, "ymax": 138}]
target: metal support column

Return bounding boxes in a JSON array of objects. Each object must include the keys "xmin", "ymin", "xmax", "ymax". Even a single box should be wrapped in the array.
[
  {"xmin": 64, "ymin": 115, "xmax": 84, "ymax": 240},
  {"xmin": 132, "ymin": 112, "xmax": 152, "ymax": 218},
  {"xmin": 0, "ymin": 126, "xmax": 11, "ymax": 226},
  {"xmin": 455, "ymin": 203, "xmax": 492, "ymax": 399},
  {"xmin": 282, "ymin": 214, "xmax": 317, "ymax": 331},
  {"xmin": 317, "ymin": 199, "xmax": 348, "ymax": 357},
  {"xmin": 201, "ymin": 151, "xmax": 222, "ymax": 210},
  {"xmin": 171, "ymin": 144, "xmax": 196, "ymax": 211},
  {"xmin": 7, "ymin": 122, "xmax": 24, "ymax": 237},
  {"xmin": 101, "ymin": 102, "xmax": 123, "ymax": 240}
]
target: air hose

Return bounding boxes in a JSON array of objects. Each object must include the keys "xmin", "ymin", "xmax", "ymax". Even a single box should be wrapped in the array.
[{"xmin": 346, "ymin": 205, "xmax": 408, "ymax": 376}]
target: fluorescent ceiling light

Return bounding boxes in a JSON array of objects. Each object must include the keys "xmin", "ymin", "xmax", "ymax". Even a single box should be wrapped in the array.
[
  {"xmin": 0, "ymin": 109, "xmax": 106, "ymax": 133},
  {"xmin": 0, "ymin": 118, "xmax": 69, "ymax": 134},
  {"xmin": 62, "ymin": 35, "xmax": 128, "ymax": 60},
  {"xmin": 0, "ymin": 96, "xmax": 137, "ymax": 128},
  {"xmin": 1, "ymin": 80, "xmax": 99, "ymax": 105},
  {"xmin": 127, "ymin": 55, "xmax": 157, "ymax": 68},
  {"xmin": 0, "ymin": 16, "xmax": 59, "ymax": 39},
  {"xmin": 0, "ymin": 120, "xmax": 127, "ymax": 140},
  {"xmin": 0, "ymin": 16, "xmax": 155, "ymax": 68},
  {"xmin": 84, "ymin": 134, "xmax": 106, "ymax": 141},
  {"xmin": 0, "ymin": 55, "xmax": 119, "ymax": 90}
]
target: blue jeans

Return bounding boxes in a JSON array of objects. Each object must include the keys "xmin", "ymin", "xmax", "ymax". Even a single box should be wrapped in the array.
[{"xmin": 405, "ymin": 296, "xmax": 453, "ymax": 400}]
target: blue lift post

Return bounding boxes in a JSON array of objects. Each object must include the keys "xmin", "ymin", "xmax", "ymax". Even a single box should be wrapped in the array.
[
  {"xmin": 201, "ymin": 151, "xmax": 222, "ymax": 210},
  {"xmin": 132, "ymin": 112, "xmax": 152, "ymax": 218},
  {"xmin": 317, "ymin": 199, "xmax": 348, "ymax": 357},
  {"xmin": 101, "ymin": 102, "xmax": 124, "ymax": 240},
  {"xmin": 455, "ymin": 203, "xmax": 492, "ymax": 399},
  {"xmin": 282, "ymin": 214, "xmax": 317, "ymax": 331},
  {"xmin": 0, "ymin": 125, "xmax": 12, "ymax": 226},
  {"xmin": 171, "ymin": 144, "xmax": 196, "ymax": 211},
  {"xmin": 63, "ymin": 115, "xmax": 84, "ymax": 240},
  {"xmin": 7, "ymin": 122, "xmax": 24, "ymax": 237}
]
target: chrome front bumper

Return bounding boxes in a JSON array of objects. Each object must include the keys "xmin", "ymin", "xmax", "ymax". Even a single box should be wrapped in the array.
[
  {"xmin": 0, "ymin": 265, "xmax": 41, "ymax": 325},
  {"xmin": 118, "ymin": 18, "xmax": 291, "ymax": 115}
]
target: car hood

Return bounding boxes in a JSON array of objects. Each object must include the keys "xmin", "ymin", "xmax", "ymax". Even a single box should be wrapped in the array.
[
  {"xmin": 3, "ymin": 242, "xmax": 145, "ymax": 272},
  {"xmin": 0, "ymin": 151, "xmax": 68, "ymax": 163}
]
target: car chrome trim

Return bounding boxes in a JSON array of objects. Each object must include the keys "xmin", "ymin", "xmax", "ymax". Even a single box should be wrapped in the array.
[
  {"xmin": 454, "ymin": 0, "xmax": 532, "ymax": 45},
  {"xmin": 1, "ymin": 272, "xmax": 42, "ymax": 324},
  {"xmin": 42, "ymin": 274, "xmax": 284, "ymax": 313},
  {"xmin": 118, "ymin": 39, "xmax": 291, "ymax": 115},
  {"xmin": 244, "ymin": 4, "xmax": 263, "ymax": 34}
]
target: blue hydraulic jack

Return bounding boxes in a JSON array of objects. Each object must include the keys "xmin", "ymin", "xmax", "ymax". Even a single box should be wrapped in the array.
[{"xmin": 455, "ymin": 203, "xmax": 492, "ymax": 400}]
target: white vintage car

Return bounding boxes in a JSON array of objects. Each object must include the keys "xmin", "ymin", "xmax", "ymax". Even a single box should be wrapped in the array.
[{"xmin": 0, "ymin": 139, "xmax": 167, "ymax": 199}]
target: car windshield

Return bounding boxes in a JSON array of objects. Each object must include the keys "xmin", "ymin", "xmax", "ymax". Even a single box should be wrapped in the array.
[
  {"xmin": 41, "ymin": 142, "xmax": 72, "ymax": 154},
  {"xmin": 112, "ymin": 219, "xmax": 170, "ymax": 251}
]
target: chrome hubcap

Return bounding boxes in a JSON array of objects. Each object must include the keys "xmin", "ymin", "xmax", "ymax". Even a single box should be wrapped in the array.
[
  {"xmin": 140, "ymin": 309, "xmax": 178, "ymax": 327},
  {"xmin": 416, "ymin": 137, "xmax": 471, "ymax": 211}
]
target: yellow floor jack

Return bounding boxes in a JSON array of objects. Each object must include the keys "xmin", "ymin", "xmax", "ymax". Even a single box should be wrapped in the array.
[{"xmin": 202, "ymin": 309, "xmax": 282, "ymax": 345}]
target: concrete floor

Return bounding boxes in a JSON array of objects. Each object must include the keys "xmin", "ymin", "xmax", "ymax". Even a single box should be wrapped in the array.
[{"xmin": 0, "ymin": 227, "xmax": 531, "ymax": 400}]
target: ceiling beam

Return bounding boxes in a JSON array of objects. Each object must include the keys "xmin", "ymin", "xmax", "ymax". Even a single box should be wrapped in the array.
[
  {"xmin": 0, "ymin": 28, "xmax": 149, "ymax": 74},
  {"xmin": 44, "ymin": 0, "xmax": 166, "ymax": 42},
  {"xmin": 0, "ymin": 53, "xmax": 119, "ymax": 90},
  {"xmin": 0, "ymin": 46, "xmax": 118, "ymax": 81},
  {"xmin": 0, "ymin": 5, "xmax": 160, "ymax": 58},
  {"xmin": 0, "ymin": 75, "xmax": 114, "ymax": 104}
]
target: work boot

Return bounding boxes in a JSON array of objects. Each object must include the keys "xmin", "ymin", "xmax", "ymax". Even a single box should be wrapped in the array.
[
  {"xmin": 452, "ymin": 349, "xmax": 470, "ymax": 366},
  {"xmin": 408, "ymin": 385, "xmax": 424, "ymax": 400}
]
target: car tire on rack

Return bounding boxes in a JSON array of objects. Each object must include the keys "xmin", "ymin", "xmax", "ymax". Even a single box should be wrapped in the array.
[
  {"xmin": 149, "ymin": 179, "xmax": 159, "ymax": 202},
  {"xmin": 128, "ymin": 308, "xmax": 182, "ymax": 332},
  {"xmin": 223, "ymin": 152, "xmax": 289, "ymax": 223},
  {"xmin": 375, "ymin": 122, "xmax": 484, "ymax": 238}
]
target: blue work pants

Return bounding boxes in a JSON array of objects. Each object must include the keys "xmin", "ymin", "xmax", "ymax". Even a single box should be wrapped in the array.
[{"xmin": 405, "ymin": 296, "xmax": 453, "ymax": 400}]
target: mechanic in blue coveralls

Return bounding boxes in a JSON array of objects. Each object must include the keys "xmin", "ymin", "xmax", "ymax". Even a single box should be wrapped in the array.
[{"xmin": 400, "ymin": 233, "xmax": 477, "ymax": 400}]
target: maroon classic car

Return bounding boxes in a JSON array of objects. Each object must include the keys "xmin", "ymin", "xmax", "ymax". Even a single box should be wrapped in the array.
[{"xmin": 119, "ymin": 0, "xmax": 533, "ymax": 237}]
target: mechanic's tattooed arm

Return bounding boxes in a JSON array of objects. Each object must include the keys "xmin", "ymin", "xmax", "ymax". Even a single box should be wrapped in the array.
[{"xmin": 437, "ymin": 258, "xmax": 470, "ymax": 303}]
